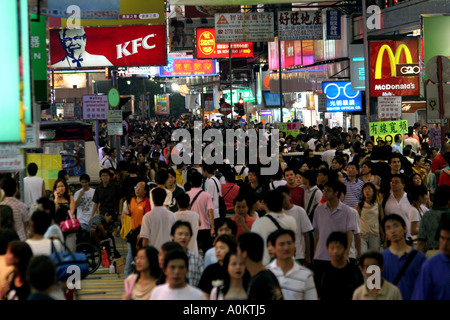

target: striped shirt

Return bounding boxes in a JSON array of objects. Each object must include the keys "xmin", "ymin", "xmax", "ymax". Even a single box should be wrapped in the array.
[
  {"xmin": 0, "ymin": 197, "xmax": 29, "ymax": 241},
  {"xmin": 187, "ymin": 250, "xmax": 204, "ymax": 287},
  {"xmin": 344, "ymin": 178, "xmax": 364, "ymax": 208},
  {"xmin": 266, "ymin": 259, "xmax": 317, "ymax": 300}
]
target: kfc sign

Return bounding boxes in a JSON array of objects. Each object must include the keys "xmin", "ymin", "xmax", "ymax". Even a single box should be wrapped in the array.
[
  {"xmin": 369, "ymin": 39, "xmax": 420, "ymax": 97},
  {"xmin": 50, "ymin": 25, "xmax": 166, "ymax": 68},
  {"xmin": 196, "ymin": 28, "xmax": 254, "ymax": 59}
]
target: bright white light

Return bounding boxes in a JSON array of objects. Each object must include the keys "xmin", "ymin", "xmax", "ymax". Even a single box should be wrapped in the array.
[
  {"xmin": 172, "ymin": 83, "xmax": 180, "ymax": 91},
  {"xmin": 127, "ymin": 80, "xmax": 131, "ymax": 85}
]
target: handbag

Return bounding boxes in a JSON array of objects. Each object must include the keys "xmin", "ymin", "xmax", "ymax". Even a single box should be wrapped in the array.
[
  {"xmin": 50, "ymin": 238, "xmax": 89, "ymax": 282},
  {"xmin": 59, "ymin": 210, "xmax": 80, "ymax": 233}
]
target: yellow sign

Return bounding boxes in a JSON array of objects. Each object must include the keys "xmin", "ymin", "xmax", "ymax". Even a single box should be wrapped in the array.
[
  {"xmin": 60, "ymin": 0, "xmax": 166, "ymax": 27},
  {"xmin": 375, "ymin": 44, "xmax": 413, "ymax": 79}
]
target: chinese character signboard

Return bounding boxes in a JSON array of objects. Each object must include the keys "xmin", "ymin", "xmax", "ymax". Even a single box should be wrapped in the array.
[
  {"xmin": 31, "ymin": 14, "xmax": 48, "ymax": 103},
  {"xmin": 429, "ymin": 128, "xmax": 442, "ymax": 149},
  {"xmin": 278, "ymin": 11, "xmax": 323, "ymax": 41},
  {"xmin": 196, "ymin": 28, "xmax": 254, "ymax": 59},
  {"xmin": 50, "ymin": 25, "xmax": 167, "ymax": 68},
  {"xmin": 369, "ymin": 120, "xmax": 408, "ymax": 145},
  {"xmin": 378, "ymin": 96, "xmax": 402, "ymax": 119},
  {"xmin": 326, "ymin": 10, "xmax": 341, "ymax": 40},
  {"xmin": 83, "ymin": 95, "xmax": 108, "ymax": 120},
  {"xmin": 155, "ymin": 94, "xmax": 170, "ymax": 115},
  {"xmin": 322, "ymin": 81, "xmax": 363, "ymax": 112},
  {"xmin": 369, "ymin": 39, "xmax": 420, "ymax": 97},
  {"xmin": 159, "ymin": 58, "xmax": 217, "ymax": 77},
  {"xmin": 215, "ymin": 13, "xmax": 274, "ymax": 43},
  {"xmin": 350, "ymin": 44, "xmax": 366, "ymax": 91},
  {"xmin": 222, "ymin": 89, "xmax": 256, "ymax": 104}
]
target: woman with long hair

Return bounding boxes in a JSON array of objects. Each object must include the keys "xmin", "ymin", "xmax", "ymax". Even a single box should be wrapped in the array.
[
  {"xmin": 359, "ymin": 161, "xmax": 381, "ymax": 192},
  {"xmin": 410, "ymin": 172, "xmax": 433, "ymax": 208},
  {"xmin": 0, "ymin": 241, "xmax": 32, "ymax": 300},
  {"xmin": 210, "ymin": 251, "xmax": 249, "ymax": 300},
  {"xmin": 51, "ymin": 179, "xmax": 76, "ymax": 251},
  {"xmin": 356, "ymin": 183, "xmax": 384, "ymax": 253},
  {"xmin": 122, "ymin": 246, "xmax": 161, "ymax": 300}
]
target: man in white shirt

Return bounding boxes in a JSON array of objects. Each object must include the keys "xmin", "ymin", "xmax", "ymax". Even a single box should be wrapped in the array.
[
  {"xmin": 149, "ymin": 249, "xmax": 206, "ymax": 300},
  {"xmin": 251, "ymin": 189, "xmax": 297, "ymax": 265},
  {"xmin": 140, "ymin": 188, "xmax": 176, "ymax": 251},
  {"xmin": 383, "ymin": 174, "xmax": 412, "ymax": 240},
  {"xmin": 26, "ymin": 210, "xmax": 63, "ymax": 256},
  {"xmin": 23, "ymin": 163, "xmax": 46, "ymax": 210},
  {"xmin": 149, "ymin": 169, "xmax": 173, "ymax": 209},
  {"xmin": 174, "ymin": 193, "xmax": 200, "ymax": 255},
  {"xmin": 73, "ymin": 174, "xmax": 95, "ymax": 230},
  {"xmin": 266, "ymin": 229, "xmax": 317, "ymax": 300},
  {"xmin": 278, "ymin": 186, "xmax": 313, "ymax": 265},
  {"xmin": 321, "ymin": 138, "xmax": 338, "ymax": 167},
  {"xmin": 202, "ymin": 164, "xmax": 221, "ymax": 222},
  {"xmin": 404, "ymin": 127, "xmax": 420, "ymax": 155},
  {"xmin": 301, "ymin": 170, "xmax": 323, "ymax": 217}
]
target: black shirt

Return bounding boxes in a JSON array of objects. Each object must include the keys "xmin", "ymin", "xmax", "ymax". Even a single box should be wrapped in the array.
[
  {"xmin": 247, "ymin": 270, "xmax": 283, "ymax": 300},
  {"xmin": 198, "ymin": 263, "xmax": 227, "ymax": 294},
  {"xmin": 93, "ymin": 182, "xmax": 123, "ymax": 215},
  {"xmin": 317, "ymin": 262, "xmax": 364, "ymax": 301}
]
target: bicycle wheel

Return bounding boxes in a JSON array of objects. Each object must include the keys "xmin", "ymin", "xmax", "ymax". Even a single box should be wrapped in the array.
[{"xmin": 76, "ymin": 242, "xmax": 101, "ymax": 274}]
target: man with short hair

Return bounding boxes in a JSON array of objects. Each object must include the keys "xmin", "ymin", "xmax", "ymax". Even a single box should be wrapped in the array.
[
  {"xmin": 26, "ymin": 256, "xmax": 57, "ymax": 300},
  {"xmin": 379, "ymin": 154, "xmax": 412, "ymax": 198},
  {"xmin": 343, "ymin": 162, "xmax": 364, "ymax": 209},
  {"xmin": 251, "ymin": 190, "xmax": 297, "ymax": 265},
  {"xmin": 383, "ymin": 174, "xmax": 412, "ymax": 241},
  {"xmin": 284, "ymin": 167, "xmax": 305, "ymax": 208},
  {"xmin": 149, "ymin": 249, "xmax": 206, "ymax": 300},
  {"xmin": 381, "ymin": 214, "xmax": 426, "ymax": 300},
  {"xmin": 322, "ymin": 138, "xmax": 338, "ymax": 167},
  {"xmin": 277, "ymin": 186, "xmax": 313, "ymax": 266},
  {"xmin": 301, "ymin": 170, "xmax": 323, "ymax": 218},
  {"xmin": 232, "ymin": 195, "xmax": 255, "ymax": 238},
  {"xmin": 23, "ymin": 163, "xmax": 46, "ymax": 210},
  {"xmin": 202, "ymin": 164, "xmax": 222, "ymax": 222},
  {"xmin": 405, "ymin": 127, "xmax": 420, "ymax": 154},
  {"xmin": 140, "ymin": 188, "xmax": 176, "ymax": 251},
  {"xmin": 74, "ymin": 174, "xmax": 95, "ymax": 231},
  {"xmin": 0, "ymin": 178, "xmax": 29, "ymax": 241},
  {"xmin": 266, "ymin": 229, "xmax": 317, "ymax": 300},
  {"xmin": 26, "ymin": 210, "xmax": 63, "ymax": 256},
  {"xmin": 237, "ymin": 232, "xmax": 284, "ymax": 300},
  {"xmin": 149, "ymin": 169, "xmax": 173, "ymax": 209},
  {"xmin": 174, "ymin": 193, "xmax": 200, "ymax": 255},
  {"xmin": 91, "ymin": 169, "xmax": 123, "ymax": 220},
  {"xmin": 412, "ymin": 219, "xmax": 450, "ymax": 300}
]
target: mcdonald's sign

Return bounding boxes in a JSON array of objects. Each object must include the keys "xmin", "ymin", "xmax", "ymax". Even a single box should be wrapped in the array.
[{"xmin": 369, "ymin": 40, "xmax": 420, "ymax": 97}]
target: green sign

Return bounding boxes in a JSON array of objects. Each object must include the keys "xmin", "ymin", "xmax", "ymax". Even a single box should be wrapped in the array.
[
  {"xmin": 369, "ymin": 120, "xmax": 408, "ymax": 137},
  {"xmin": 0, "ymin": 1, "xmax": 25, "ymax": 142},
  {"xmin": 108, "ymin": 88, "xmax": 120, "ymax": 107},
  {"xmin": 21, "ymin": 0, "xmax": 32, "ymax": 125},
  {"xmin": 423, "ymin": 16, "xmax": 450, "ymax": 81},
  {"xmin": 223, "ymin": 89, "xmax": 256, "ymax": 104},
  {"xmin": 31, "ymin": 14, "xmax": 48, "ymax": 103}
]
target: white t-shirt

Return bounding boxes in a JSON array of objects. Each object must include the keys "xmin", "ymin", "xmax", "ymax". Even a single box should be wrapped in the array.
[
  {"xmin": 283, "ymin": 205, "xmax": 313, "ymax": 259},
  {"xmin": 251, "ymin": 212, "xmax": 297, "ymax": 265},
  {"xmin": 348, "ymin": 207, "xmax": 361, "ymax": 260},
  {"xmin": 23, "ymin": 176, "xmax": 44, "ymax": 208},
  {"xmin": 205, "ymin": 176, "xmax": 221, "ymax": 220},
  {"xmin": 175, "ymin": 210, "xmax": 200, "ymax": 255},
  {"xmin": 73, "ymin": 188, "xmax": 95, "ymax": 226},
  {"xmin": 26, "ymin": 238, "xmax": 63, "ymax": 256},
  {"xmin": 384, "ymin": 193, "xmax": 412, "ymax": 239},
  {"xmin": 149, "ymin": 283, "xmax": 205, "ymax": 300},
  {"xmin": 269, "ymin": 180, "xmax": 288, "ymax": 190},
  {"xmin": 408, "ymin": 204, "xmax": 429, "ymax": 240},
  {"xmin": 149, "ymin": 188, "xmax": 173, "ymax": 210},
  {"xmin": 140, "ymin": 206, "xmax": 176, "ymax": 251}
]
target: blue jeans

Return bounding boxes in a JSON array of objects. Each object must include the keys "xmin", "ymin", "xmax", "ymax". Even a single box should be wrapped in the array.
[{"xmin": 125, "ymin": 242, "xmax": 134, "ymax": 277}]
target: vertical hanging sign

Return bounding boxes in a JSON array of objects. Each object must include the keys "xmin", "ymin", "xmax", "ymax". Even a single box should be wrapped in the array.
[{"xmin": 326, "ymin": 10, "xmax": 341, "ymax": 40}]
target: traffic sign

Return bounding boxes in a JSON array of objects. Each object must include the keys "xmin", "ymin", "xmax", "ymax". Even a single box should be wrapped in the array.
[{"xmin": 108, "ymin": 88, "xmax": 120, "ymax": 107}]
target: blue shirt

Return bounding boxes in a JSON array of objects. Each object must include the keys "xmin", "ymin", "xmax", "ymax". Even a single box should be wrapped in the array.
[
  {"xmin": 392, "ymin": 142, "xmax": 403, "ymax": 153},
  {"xmin": 343, "ymin": 178, "xmax": 364, "ymax": 209},
  {"xmin": 381, "ymin": 248, "xmax": 426, "ymax": 300},
  {"xmin": 411, "ymin": 253, "xmax": 450, "ymax": 300}
]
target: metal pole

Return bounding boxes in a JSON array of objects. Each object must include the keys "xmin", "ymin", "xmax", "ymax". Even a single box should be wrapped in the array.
[
  {"xmin": 362, "ymin": 0, "xmax": 371, "ymax": 141},
  {"xmin": 201, "ymin": 76, "xmax": 204, "ymax": 127},
  {"xmin": 229, "ymin": 42, "xmax": 233, "ymax": 126},
  {"xmin": 278, "ymin": 36, "xmax": 283, "ymax": 123}
]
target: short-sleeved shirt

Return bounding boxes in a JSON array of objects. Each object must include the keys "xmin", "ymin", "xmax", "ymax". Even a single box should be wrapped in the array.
[
  {"xmin": 93, "ymin": 183, "xmax": 122, "ymax": 214},
  {"xmin": 417, "ymin": 208, "xmax": 448, "ymax": 250},
  {"xmin": 221, "ymin": 183, "xmax": 240, "ymax": 211},
  {"xmin": 317, "ymin": 262, "xmax": 364, "ymax": 300},
  {"xmin": 384, "ymin": 193, "xmax": 412, "ymax": 239},
  {"xmin": 186, "ymin": 187, "xmax": 214, "ymax": 231},
  {"xmin": 344, "ymin": 178, "xmax": 365, "ymax": 209},
  {"xmin": 352, "ymin": 279, "xmax": 403, "ymax": 300},
  {"xmin": 284, "ymin": 205, "xmax": 313, "ymax": 260},
  {"xmin": 205, "ymin": 176, "xmax": 222, "ymax": 220},
  {"xmin": 312, "ymin": 201, "xmax": 356, "ymax": 261},
  {"xmin": 73, "ymin": 188, "xmax": 95, "ymax": 226},
  {"xmin": 129, "ymin": 196, "xmax": 151, "ymax": 230},
  {"xmin": 0, "ymin": 197, "xmax": 29, "ymax": 241},
  {"xmin": 411, "ymin": 253, "xmax": 450, "ymax": 300},
  {"xmin": 286, "ymin": 185, "xmax": 305, "ymax": 208},
  {"xmin": 381, "ymin": 248, "xmax": 426, "ymax": 300},
  {"xmin": 139, "ymin": 206, "xmax": 176, "ymax": 251},
  {"xmin": 149, "ymin": 283, "xmax": 205, "ymax": 300},
  {"xmin": 266, "ymin": 259, "xmax": 317, "ymax": 300},
  {"xmin": 247, "ymin": 270, "xmax": 284, "ymax": 300},
  {"xmin": 431, "ymin": 153, "xmax": 446, "ymax": 181},
  {"xmin": 232, "ymin": 214, "xmax": 255, "ymax": 238},
  {"xmin": 175, "ymin": 210, "xmax": 200, "ymax": 255}
]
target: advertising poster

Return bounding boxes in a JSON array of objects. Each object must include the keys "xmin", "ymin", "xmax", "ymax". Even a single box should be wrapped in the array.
[
  {"xmin": 196, "ymin": 28, "xmax": 253, "ymax": 59},
  {"xmin": 155, "ymin": 94, "xmax": 170, "ymax": 115},
  {"xmin": 278, "ymin": 11, "xmax": 323, "ymax": 41}
]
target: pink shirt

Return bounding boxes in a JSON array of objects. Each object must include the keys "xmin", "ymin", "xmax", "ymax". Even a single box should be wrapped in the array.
[{"xmin": 186, "ymin": 187, "xmax": 214, "ymax": 230}]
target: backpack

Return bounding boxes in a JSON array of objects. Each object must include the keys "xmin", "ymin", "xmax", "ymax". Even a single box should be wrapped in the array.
[{"xmin": 234, "ymin": 166, "xmax": 246, "ymax": 186}]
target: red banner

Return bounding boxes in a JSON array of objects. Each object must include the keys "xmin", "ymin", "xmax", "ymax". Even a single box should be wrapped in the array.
[
  {"xmin": 196, "ymin": 28, "xmax": 253, "ymax": 59},
  {"xmin": 50, "ymin": 25, "xmax": 167, "ymax": 68},
  {"xmin": 369, "ymin": 39, "xmax": 420, "ymax": 97}
]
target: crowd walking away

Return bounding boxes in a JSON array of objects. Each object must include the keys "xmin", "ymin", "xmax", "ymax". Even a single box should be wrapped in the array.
[{"xmin": 0, "ymin": 116, "xmax": 450, "ymax": 302}]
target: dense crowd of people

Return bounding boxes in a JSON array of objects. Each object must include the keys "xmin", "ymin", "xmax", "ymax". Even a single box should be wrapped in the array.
[{"xmin": 0, "ymin": 115, "xmax": 449, "ymax": 300}]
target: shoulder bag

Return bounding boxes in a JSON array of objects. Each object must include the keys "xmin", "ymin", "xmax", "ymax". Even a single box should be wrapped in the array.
[{"xmin": 50, "ymin": 238, "xmax": 89, "ymax": 282}]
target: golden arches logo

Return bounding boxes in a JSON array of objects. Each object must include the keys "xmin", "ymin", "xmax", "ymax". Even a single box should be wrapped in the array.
[{"xmin": 374, "ymin": 44, "xmax": 413, "ymax": 79}]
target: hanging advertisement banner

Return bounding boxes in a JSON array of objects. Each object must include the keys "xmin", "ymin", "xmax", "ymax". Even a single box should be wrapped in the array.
[
  {"xmin": 155, "ymin": 94, "xmax": 170, "ymax": 115},
  {"xmin": 48, "ymin": 0, "xmax": 165, "ymax": 27},
  {"xmin": 169, "ymin": 18, "xmax": 214, "ymax": 52},
  {"xmin": 196, "ymin": 28, "xmax": 254, "ymax": 59},
  {"xmin": 326, "ymin": 10, "xmax": 341, "ymax": 40},
  {"xmin": 369, "ymin": 120, "xmax": 408, "ymax": 137},
  {"xmin": 349, "ymin": 44, "xmax": 366, "ymax": 91},
  {"xmin": 278, "ymin": 11, "xmax": 323, "ymax": 41},
  {"xmin": 159, "ymin": 58, "xmax": 217, "ymax": 77},
  {"xmin": 31, "ymin": 14, "xmax": 48, "ymax": 102},
  {"xmin": 369, "ymin": 39, "xmax": 420, "ymax": 97},
  {"xmin": 377, "ymin": 96, "xmax": 402, "ymax": 119},
  {"xmin": 50, "ymin": 25, "xmax": 167, "ymax": 68},
  {"xmin": 322, "ymin": 81, "xmax": 363, "ymax": 112},
  {"xmin": 214, "ymin": 12, "xmax": 274, "ymax": 43},
  {"xmin": 83, "ymin": 95, "xmax": 108, "ymax": 120}
]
